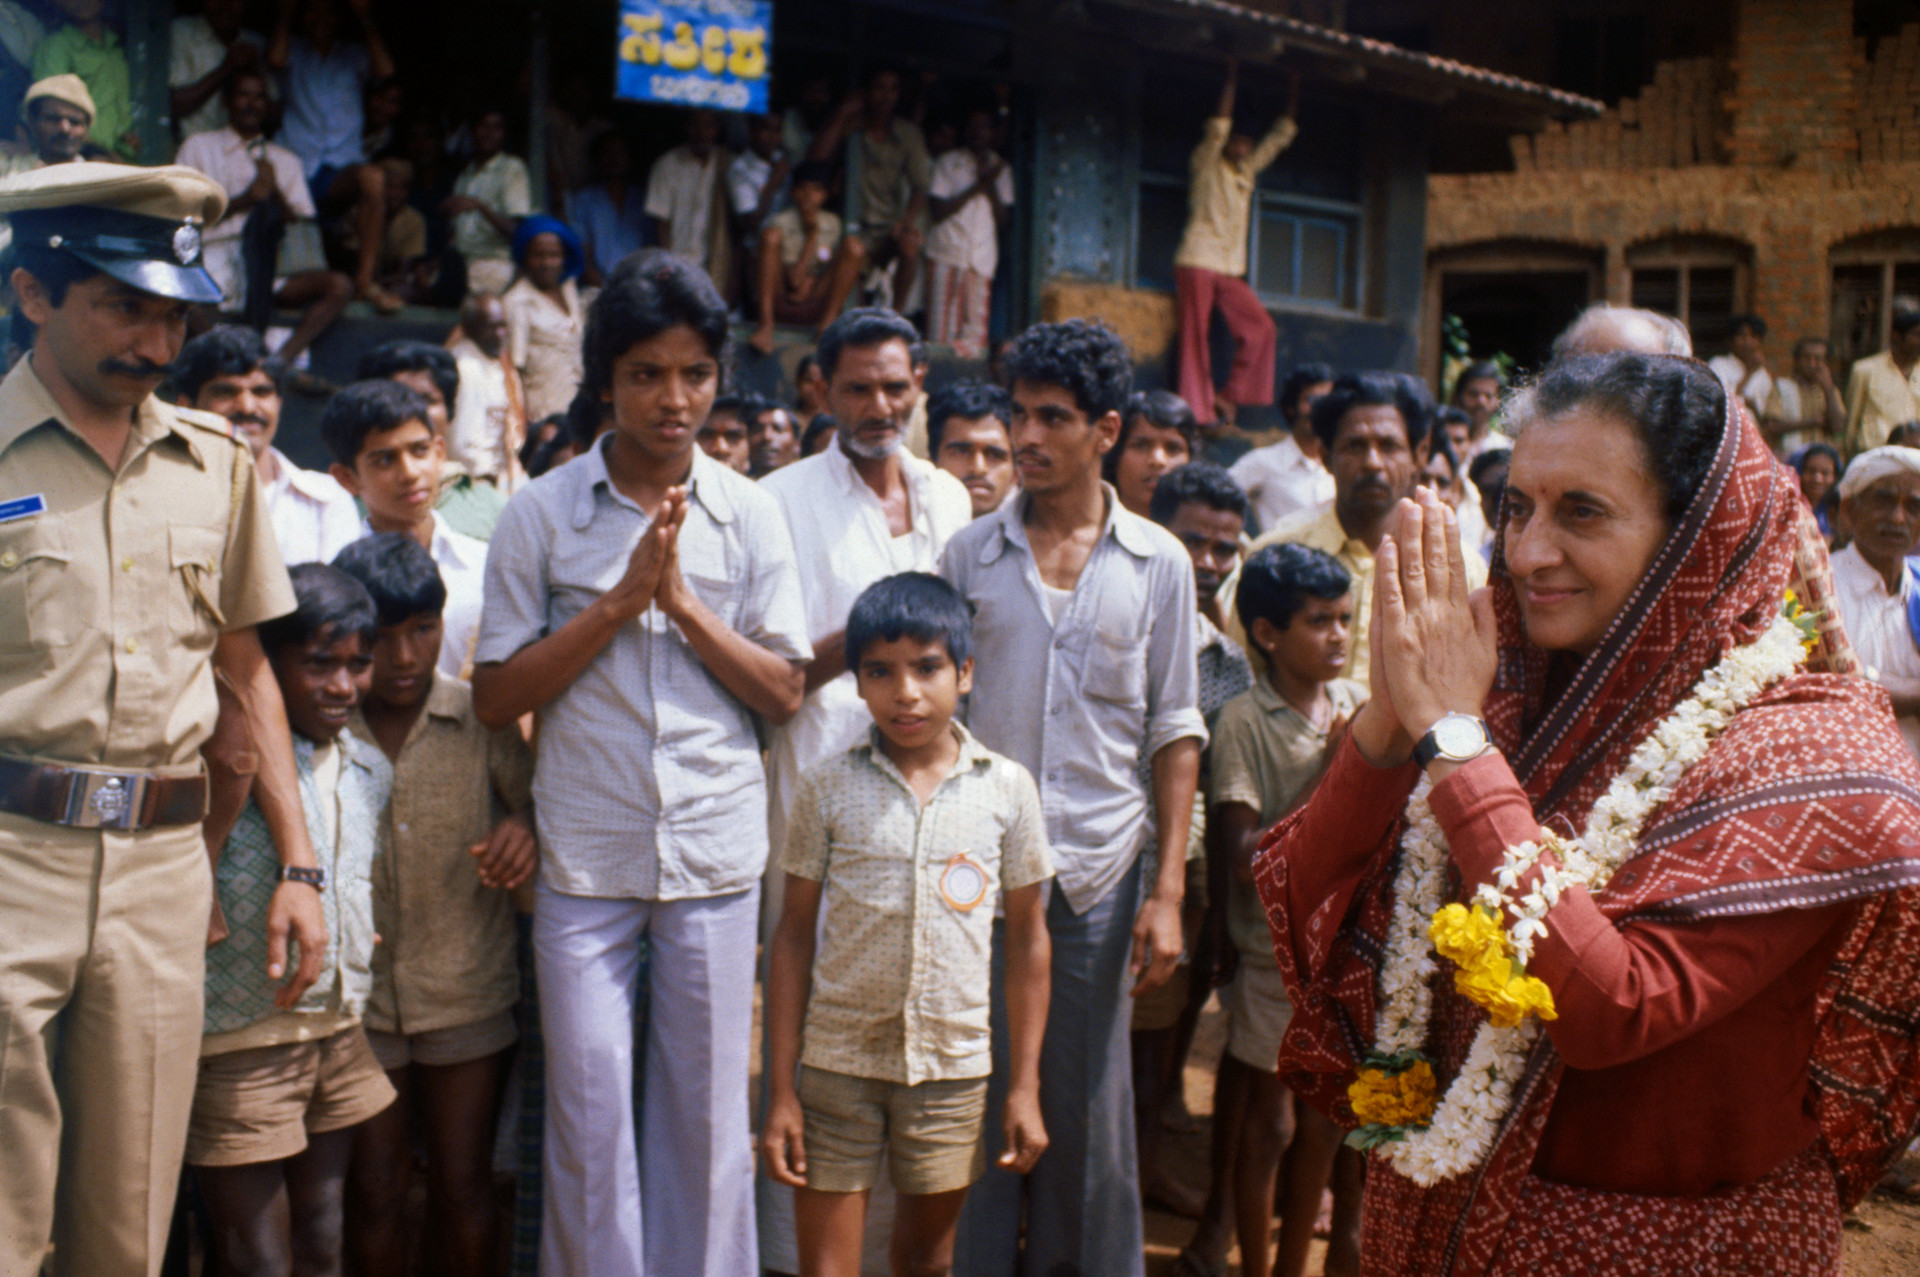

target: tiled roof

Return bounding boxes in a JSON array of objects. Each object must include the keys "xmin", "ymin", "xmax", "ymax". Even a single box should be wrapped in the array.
[{"xmin": 1117, "ymin": 0, "xmax": 1604, "ymax": 118}]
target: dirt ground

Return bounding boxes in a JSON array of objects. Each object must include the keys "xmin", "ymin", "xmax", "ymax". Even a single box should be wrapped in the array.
[{"xmin": 1141, "ymin": 999, "xmax": 1920, "ymax": 1276}]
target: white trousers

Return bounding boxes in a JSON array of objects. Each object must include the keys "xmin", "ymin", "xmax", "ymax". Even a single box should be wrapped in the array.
[{"xmin": 534, "ymin": 883, "xmax": 759, "ymax": 1277}]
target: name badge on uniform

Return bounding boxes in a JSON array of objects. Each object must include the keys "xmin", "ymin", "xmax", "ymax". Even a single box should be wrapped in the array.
[
  {"xmin": 938, "ymin": 853, "xmax": 989, "ymax": 913},
  {"xmin": 0, "ymin": 494, "xmax": 46, "ymax": 523}
]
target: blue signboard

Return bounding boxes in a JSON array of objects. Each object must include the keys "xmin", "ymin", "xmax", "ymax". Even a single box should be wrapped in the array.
[{"xmin": 615, "ymin": 0, "xmax": 772, "ymax": 114}]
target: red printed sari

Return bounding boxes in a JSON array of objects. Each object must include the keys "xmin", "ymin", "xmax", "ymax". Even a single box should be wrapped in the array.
[{"xmin": 1254, "ymin": 392, "xmax": 1920, "ymax": 1275}]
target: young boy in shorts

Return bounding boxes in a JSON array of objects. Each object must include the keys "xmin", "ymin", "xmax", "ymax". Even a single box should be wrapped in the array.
[
  {"xmin": 332, "ymin": 532, "xmax": 537, "ymax": 1277},
  {"xmin": 1207, "ymin": 543, "xmax": 1364, "ymax": 1277},
  {"xmin": 762, "ymin": 572, "xmax": 1053, "ymax": 1276},
  {"xmin": 190, "ymin": 564, "xmax": 396, "ymax": 1276}
]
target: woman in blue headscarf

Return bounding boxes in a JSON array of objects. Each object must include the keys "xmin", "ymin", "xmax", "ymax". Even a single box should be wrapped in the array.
[{"xmin": 503, "ymin": 215, "xmax": 590, "ymax": 421}]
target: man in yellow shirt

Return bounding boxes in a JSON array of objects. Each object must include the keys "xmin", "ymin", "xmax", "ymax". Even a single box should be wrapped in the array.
[
  {"xmin": 1845, "ymin": 306, "xmax": 1920, "ymax": 453},
  {"xmin": 1174, "ymin": 58, "xmax": 1297, "ymax": 428}
]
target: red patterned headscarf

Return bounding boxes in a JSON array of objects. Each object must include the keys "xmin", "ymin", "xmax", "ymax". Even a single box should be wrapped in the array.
[{"xmin": 1290, "ymin": 366, "xmax": 1920, "ymax": 1275}]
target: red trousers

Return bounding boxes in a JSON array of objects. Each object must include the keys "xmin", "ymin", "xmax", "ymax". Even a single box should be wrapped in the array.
[{"xmin": 1175, "ymin": 265, "xmax": 1276, "ymax": 423}]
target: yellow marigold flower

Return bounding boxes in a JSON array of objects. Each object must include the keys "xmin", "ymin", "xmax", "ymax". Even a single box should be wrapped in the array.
[
  {"xmin": 1429, "ymin": 903, "xmax": 1507, "ymax": 969},
  {"xmin": 1348, "ymin": 1061, "xmax": 1439, "ymax": 1129}
]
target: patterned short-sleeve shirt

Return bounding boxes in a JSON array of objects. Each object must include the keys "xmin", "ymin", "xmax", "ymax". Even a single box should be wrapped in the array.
[{"xmin": 784, "ymin": 724, "xmax": 1052, "ymax": 1084}]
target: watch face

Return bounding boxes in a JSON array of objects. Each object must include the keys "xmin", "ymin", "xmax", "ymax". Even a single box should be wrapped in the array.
[{"xmin": 1435, "ymin": 716, "xmax": 1485, "ymax": 758}]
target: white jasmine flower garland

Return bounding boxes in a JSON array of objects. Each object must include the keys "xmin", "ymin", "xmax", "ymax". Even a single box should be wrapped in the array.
[{"xmin": 1367, "ymin": 612, "xmax": 1807, "ymax": 1186}]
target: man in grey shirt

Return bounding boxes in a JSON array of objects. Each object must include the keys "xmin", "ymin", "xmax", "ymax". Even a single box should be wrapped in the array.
[
  {"xmin": 941, "ymin": 320, "xmax": 1205, "ymax": 1277},
  {"xmin": 473, "ymin": 252, "xmax": 809, "ymax": 1277}
]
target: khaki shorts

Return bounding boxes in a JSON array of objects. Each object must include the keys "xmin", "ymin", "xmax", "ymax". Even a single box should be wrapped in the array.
[
  {"xmin": 796, "ymin": 1065, "xmax": 988, "ymax": 1196},
  {"xmin": 187, "ymin": 1027, "xmax": 396, "ymax": 1167},
  {"xmin": 364, "ymin": 1010, "xmax": 519, "ymax": 1072},
  {"xmin": 1225, "ymin": 960, "xmax": 1294, "ymax": 1073}
]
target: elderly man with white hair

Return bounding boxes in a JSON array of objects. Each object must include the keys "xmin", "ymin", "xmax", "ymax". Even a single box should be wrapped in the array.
[{"xmin": 1832, "ymin": 445, "xmax": 1920, "ymax": 756}]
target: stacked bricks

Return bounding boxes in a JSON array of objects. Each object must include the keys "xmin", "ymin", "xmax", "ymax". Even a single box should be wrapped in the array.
[
  {"xmin": 1429, "ymin": 0, "xmax": 1920, "ymax": 367},
  {"xmin": 1725, "ymin": 0, "xmax": 1857, "ymax": 169},
  {"xmin": 1512, "ymin": 58, "xmax": 1726, "ymax": 172},
  {"xmin": 1857, "ymin": 24, "xmax": 1920, "ymax": 164}
]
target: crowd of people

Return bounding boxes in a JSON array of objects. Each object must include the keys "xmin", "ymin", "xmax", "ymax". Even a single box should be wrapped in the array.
[
  {"xmin": 0, "ymin": 0, "xmax": 1023, "ymax": 414},
  {"xmin": 7, "ymin": 14, "xmax": 1920, "ymax": 1277}
]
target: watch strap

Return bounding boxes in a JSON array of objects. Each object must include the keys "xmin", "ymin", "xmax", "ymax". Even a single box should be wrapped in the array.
[
  {"xmin": 1413, "ymin": 715, "xmax": 1491, "ymax": 769},
  {"xmin": 279, "ymin": 864, "xmax": 326, "ymax": 891},
  {"xmin": 1412, "ymin": 728, "xmax": 1446, "ymax": 769}
]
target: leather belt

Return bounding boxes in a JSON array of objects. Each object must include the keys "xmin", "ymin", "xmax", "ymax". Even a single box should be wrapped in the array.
[{"xmin": 0, "ymin": 757, "xmax": 209, "ymax": 831}]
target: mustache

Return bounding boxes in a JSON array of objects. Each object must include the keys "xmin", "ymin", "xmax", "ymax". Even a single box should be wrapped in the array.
[
  {"xmin": 99, "ymin": 357, "xmax": 173, "ymax": 379},
  {"xmin": 226, "ymin": 412, "xmax": 271, "ymax": 429}
]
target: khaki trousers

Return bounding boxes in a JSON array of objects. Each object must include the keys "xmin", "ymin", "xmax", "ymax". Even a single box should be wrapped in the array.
[{"xmin": 0, "ymin": 812, "xmax": 211, "ymax": 1277}]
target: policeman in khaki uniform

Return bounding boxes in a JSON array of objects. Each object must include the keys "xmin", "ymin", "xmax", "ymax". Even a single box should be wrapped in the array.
[{"xmin": 0, "ymin": 162, "xmax": 329, "ymax": 1277}]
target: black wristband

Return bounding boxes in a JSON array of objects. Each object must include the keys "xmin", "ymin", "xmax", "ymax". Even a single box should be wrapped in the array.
[{"xmin": 279, "ymin": 864, "xmax": 326, "ymax": 892}]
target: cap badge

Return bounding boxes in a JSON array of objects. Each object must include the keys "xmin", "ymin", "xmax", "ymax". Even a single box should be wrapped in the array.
[{"xmin": 172, "ymin": 223, "xmax": 200, "ymax": 265}]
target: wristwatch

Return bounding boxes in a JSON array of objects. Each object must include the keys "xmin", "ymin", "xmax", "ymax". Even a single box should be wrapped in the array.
[
  {"xmin": 1413, "ymin": 713, "xmax": 1493, "ymax": 768},
  {"xmin": 279, "ymin": 865, "xmax": 327, "ymax": 892}
]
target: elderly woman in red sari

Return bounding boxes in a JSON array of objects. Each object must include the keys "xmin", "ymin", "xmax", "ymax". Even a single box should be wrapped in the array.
[{"xmin": 1256, "ymin": 351, "xmax": 1920, "ymax": 1275}]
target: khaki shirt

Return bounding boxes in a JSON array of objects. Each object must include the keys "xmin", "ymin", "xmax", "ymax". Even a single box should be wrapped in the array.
[
  {"xmin": 783, "ymin": 725, "xmax": 1052, "ymax": 1085},
  {"xmin": 1210, "ymin": 677, "xmax": 1364, "ymax": 964},
  {"xmin": 1174, "ymin": 115, "xmax": 1298, "ymax": 278},
  {"xmin": 0, "ymin": 355, "xmax": 293, "ymax": 770},
  {"xmin": 357, "ymin": 675, "xmax": 534, "ymax": 1036},
  {"xmin": 1845, "ymin": 350, "xmax": 1920, "ymax": 453}
]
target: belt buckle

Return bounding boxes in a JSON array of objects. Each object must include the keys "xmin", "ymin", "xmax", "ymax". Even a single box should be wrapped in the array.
[{"xmin": 64, "ymin": 770, "xmax": 144, "ymax": 831}]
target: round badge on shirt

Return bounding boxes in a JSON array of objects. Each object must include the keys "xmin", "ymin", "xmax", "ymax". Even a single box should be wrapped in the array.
[{"xmin": 938, "ymin": 853, "xmax": 989, "ymax": 912}]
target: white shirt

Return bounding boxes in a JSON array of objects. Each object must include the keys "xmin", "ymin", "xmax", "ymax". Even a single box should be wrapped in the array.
[
  {"xmin": 727, "ymin": 148, "xmax": 788, "ymax": 221},
  {"xmin": 178, "ymin": 127, "xmax": 318, "ymax": 311},
  {"xmin": 644, "ymin": 145, "xmax": 721, "ymax": 264},
  {"xmin": 1709, "ymin": 354, "xmax": 1777, "ymax": 423},
  {"xmin": 925, "ymin": 149, "xmax": 1014, "ymax": 277},
  {"xmin": 446, "ymin": 336, "xmax": 516, "ymax": 484},
  {"xmin": 178, "ymin": 127, "xmax": 316, "ymax": 242},
  {"xmin": 758, "ymin": 443, "xmax": 974, "ymax": 850},
  {"xmin": 1831, "ymin": 543, "xmax": 1920, "ymax": 759},
  {"xmin": 168, "ymin": 17, "xmax": 270, "ymax": 138},
  {"xmin": 362, "ymin": 511, "xmax": 487, "ymax": 681},
  {"xmin": 261, "ymin": 449, "xmax": 360, "ymax": 566},
  {"xmin": 1229, "ymin": 435, "xmax": 1335, "ymax": 534}
]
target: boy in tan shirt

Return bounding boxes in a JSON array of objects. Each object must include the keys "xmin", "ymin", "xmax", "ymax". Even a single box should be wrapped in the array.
[
  {"xmin": 333, "ymin": 532, "xmax": 535, "ymax": 1277},
  {"xmin": 763, "ymin": 573, "xmax": 1053, "ymax": 1276}
]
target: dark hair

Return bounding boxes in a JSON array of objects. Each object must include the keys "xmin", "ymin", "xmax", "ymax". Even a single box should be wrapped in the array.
[
  {"xmin": 1236, "ymin": 543, "xmax": 1351, "ymax": 635},
  {"xmin": 223, "ymin": 67, "xmax": 272, "ymax": 101},
  {"xmin": 1507, "ymin": 352, "xmax": 1723, "ymax": 520},
  {"xmin": 357, "ymin": 340, "xmax": 459, "ymax": 415},
  {"xmin": 1278, "ymin": 362, "xmax": 1336, "ymax": 423},
  {"xmin": 331, "ymin": 532, "xmax": 447, "ymax": 625},
  {"xmin": 1891, "ymin": 422, "xmax": 1920, "ymax": 448},
  {"xmin": 708, "ymin": 392, "xmax": 765, "ymax": 425},
  {"xmin": 1467, "ymin": 446, "xmax": 1511, "ymax": 491},
  {"xmin": 795, "ymin": 354, "xmax": 822, "ymax": 382},
  {"xmin": 1310, "ymin": 371, "xmax": 1434, "ymax": 454},
  {"xmin": 1792, "ymin": 335, "xmax": 1830, "ymax": 360},
  {"xmin": 259, "ymin": 563, "xmax": 379, "ymax": 657},
  {"xmin": 1435, "ymin": 405, "xmax": 1471, "ymax": 431},
  {"xmin": 564, "ymin": 385, "xmax": 611, "ymax": 447},
  {"xmin": 582, "ymin": 249, "xmax": 730, "ymax": 401},
  {"xmin": 1452, "ymin": 361, "xmax": 1504, "ymax": 399},
  {"xmin": 1002, "ymin": 319, "xmax": 1133, "ymax": 421},
  {"xmin": 1726, "ymin": 313, "xmax": 1767, "ymax": 340},
  {"xmin": 319, "ymin": 378, "xmax": 435, "ymax": 467},
  {"xmin": 815, "ymin": 306, "xmax": 920, "ymax": 381},
  {"xmin": 1893, "ymin": 307, "xmax": 1920, "ymax": 337},
  {"xmin": 1794, "ymin": 442, "xmax": 1841, "ymax": 476},
  {"xmin": 844, "ymin": 572, "xmax": 973, "ymax": 673},
  {"xmin": 1426, "ymin": 417, "xmax": 1460, "ymax": 480},
  {"xmin": 1148, "ymin": 461, "xmax": 1248, "ymax": 527},
  {"xmin": 10, "ymin": 243, "xmax": 98, "ymax": 309},
  {"xmin": 520, "ymin": 412, "xmax": 568, "ymax": 475},
  {"xmin": 172, "ymin": 325, "xmax": 286, "ymax": 402},
  {"xmin": 801, "ymin": 412, "xmax": 836, "ymax": 455},
  {"xmin": 791, "ymin": 160, "xmax": 835, "ymax": 190},
  {"xmin": 926, "ymin": 379, "xmax": 1011, "ymax": 454},
  {"xmin": 1109, "ymin": 389, "xmax": 1198, "ymax": 483}
]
